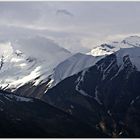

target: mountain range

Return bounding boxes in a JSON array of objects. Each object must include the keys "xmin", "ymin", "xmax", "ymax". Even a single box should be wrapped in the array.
[{"xmin": 0, "ymin": 35, "xmax": 140, "ymax": 137}]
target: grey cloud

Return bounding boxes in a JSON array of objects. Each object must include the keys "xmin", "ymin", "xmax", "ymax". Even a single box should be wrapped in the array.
[
  {"xmin": 0, "ymin": 2, "xmax": 140, "ymax": 52},
  {"xmin": 0, "ymin": 2, "xmax": 50, "ymax": 25},
  {"xmin": 56, "ymin": 9, "xmax": 74, "ymax": 17}
]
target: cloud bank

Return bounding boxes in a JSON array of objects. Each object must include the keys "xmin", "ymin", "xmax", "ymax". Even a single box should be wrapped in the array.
[{"xmin": 0, "ymin": 2, "xmax": 140, "ymax": 53}]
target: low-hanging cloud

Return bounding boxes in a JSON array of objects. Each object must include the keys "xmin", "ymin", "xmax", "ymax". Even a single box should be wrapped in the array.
[{"xmin": 0, "ymin": 2, "xmax": 140, "ymax": 53}]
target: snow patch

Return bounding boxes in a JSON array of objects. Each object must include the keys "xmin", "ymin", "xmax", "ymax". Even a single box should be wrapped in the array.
[
  {"xmin": 130, "ymin": 100, "xmax": 134, "ymax": 105},
  {"xmin": 94, "ymin": 87, "xmax": 102, "ymax": 105},
  {"xmin": 44, "ymin": 79, "xmax": 54, "ymax": 93},
  {"xmin": 88, "ymin": 46, "xmax": 115, "ymax": 56},
  {"xmin": 5, "ymin": 94, "xmax": 33, "ymax": 102},
  {"xmin": 75, "ymin": 69, "xmax": 92, "ymax": 97}
]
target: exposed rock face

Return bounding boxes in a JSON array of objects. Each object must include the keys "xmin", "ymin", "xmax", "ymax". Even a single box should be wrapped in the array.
[
  {"xmin": 42, "ymin": 48, "xmax": 140, "ymax": 137},
  {"xmin": 1, "ymin": 36, "xmax": 140, "ymax": 138}
]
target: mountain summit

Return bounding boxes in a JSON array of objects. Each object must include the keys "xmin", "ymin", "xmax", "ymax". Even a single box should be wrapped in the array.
[
  {"xmin": 42, "ymin": 36, "xmax": 140, "ymax": 137},
  {"xmin": 0, "ymin": 36, "xmax": 71, "ymax": 90},
  {"xmin": 1, "ymin": 35, "xmax": 140, "ymax": 97},
  {"xmin": 1, "ymin": 35, "xmax": 140, "ymax": 137}
]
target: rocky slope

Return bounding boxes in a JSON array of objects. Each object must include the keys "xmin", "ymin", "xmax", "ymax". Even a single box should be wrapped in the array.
[
  {"xmin": 14, "ymin": 36, "xmax": 140, "ymax": 98},
  {"xmin": 0, "ymin": 89, "xmax": 106, "ymax": 138},
  {"xmin": 1, "ymin": 36, "xmax": 140, "ymax": 137},
  {"xmin": 42, "ymin": 45, "xmax": 140, "ymax": 137}
]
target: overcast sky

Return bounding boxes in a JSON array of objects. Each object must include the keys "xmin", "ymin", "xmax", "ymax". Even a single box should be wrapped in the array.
[{"xmin": 0, "ymin": 2, "xmax": 140, "ymax": 53}]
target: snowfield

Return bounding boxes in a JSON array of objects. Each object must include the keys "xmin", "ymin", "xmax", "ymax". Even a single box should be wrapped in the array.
[
  {"xmin": 0, "ymin": 36, "xmax": 71, "ymax": 90},
  {"xmin": 0, "ymin": 35, "xmax": 140, "ymax": 92}
]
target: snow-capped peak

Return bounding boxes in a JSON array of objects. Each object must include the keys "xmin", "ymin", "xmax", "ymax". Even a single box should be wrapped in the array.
[
  {"xmin": 88, "ymin": 43, "xmax": 117, "ymax": 56},
  {"xmin": 1, "ymin": 35, "xmax": 140, "ymax": 94},
  {"xmin": 51, "ymin": 53, "xmax": 102, "ymax": 87},
  {"xmin": 50, "ymin": 35, "xmax": 140, "ymax": 89},
  {"xmin": 116, "ymin": 47, "xmax": 140, "ymax": 71},
  {"xmin": 88, "ymin": 35, "xmax": 140, "ymax": 57},
  {"xmin": 0, "ymin": 36, "xmax": 71, "ymax": 91},
  {"xmin": 121, "ymin": 35, "xmax": 140, "ymax": 47},
  {"xmin": 11, "ymin": 36, "xmax": 71, "ymax": 60}
]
